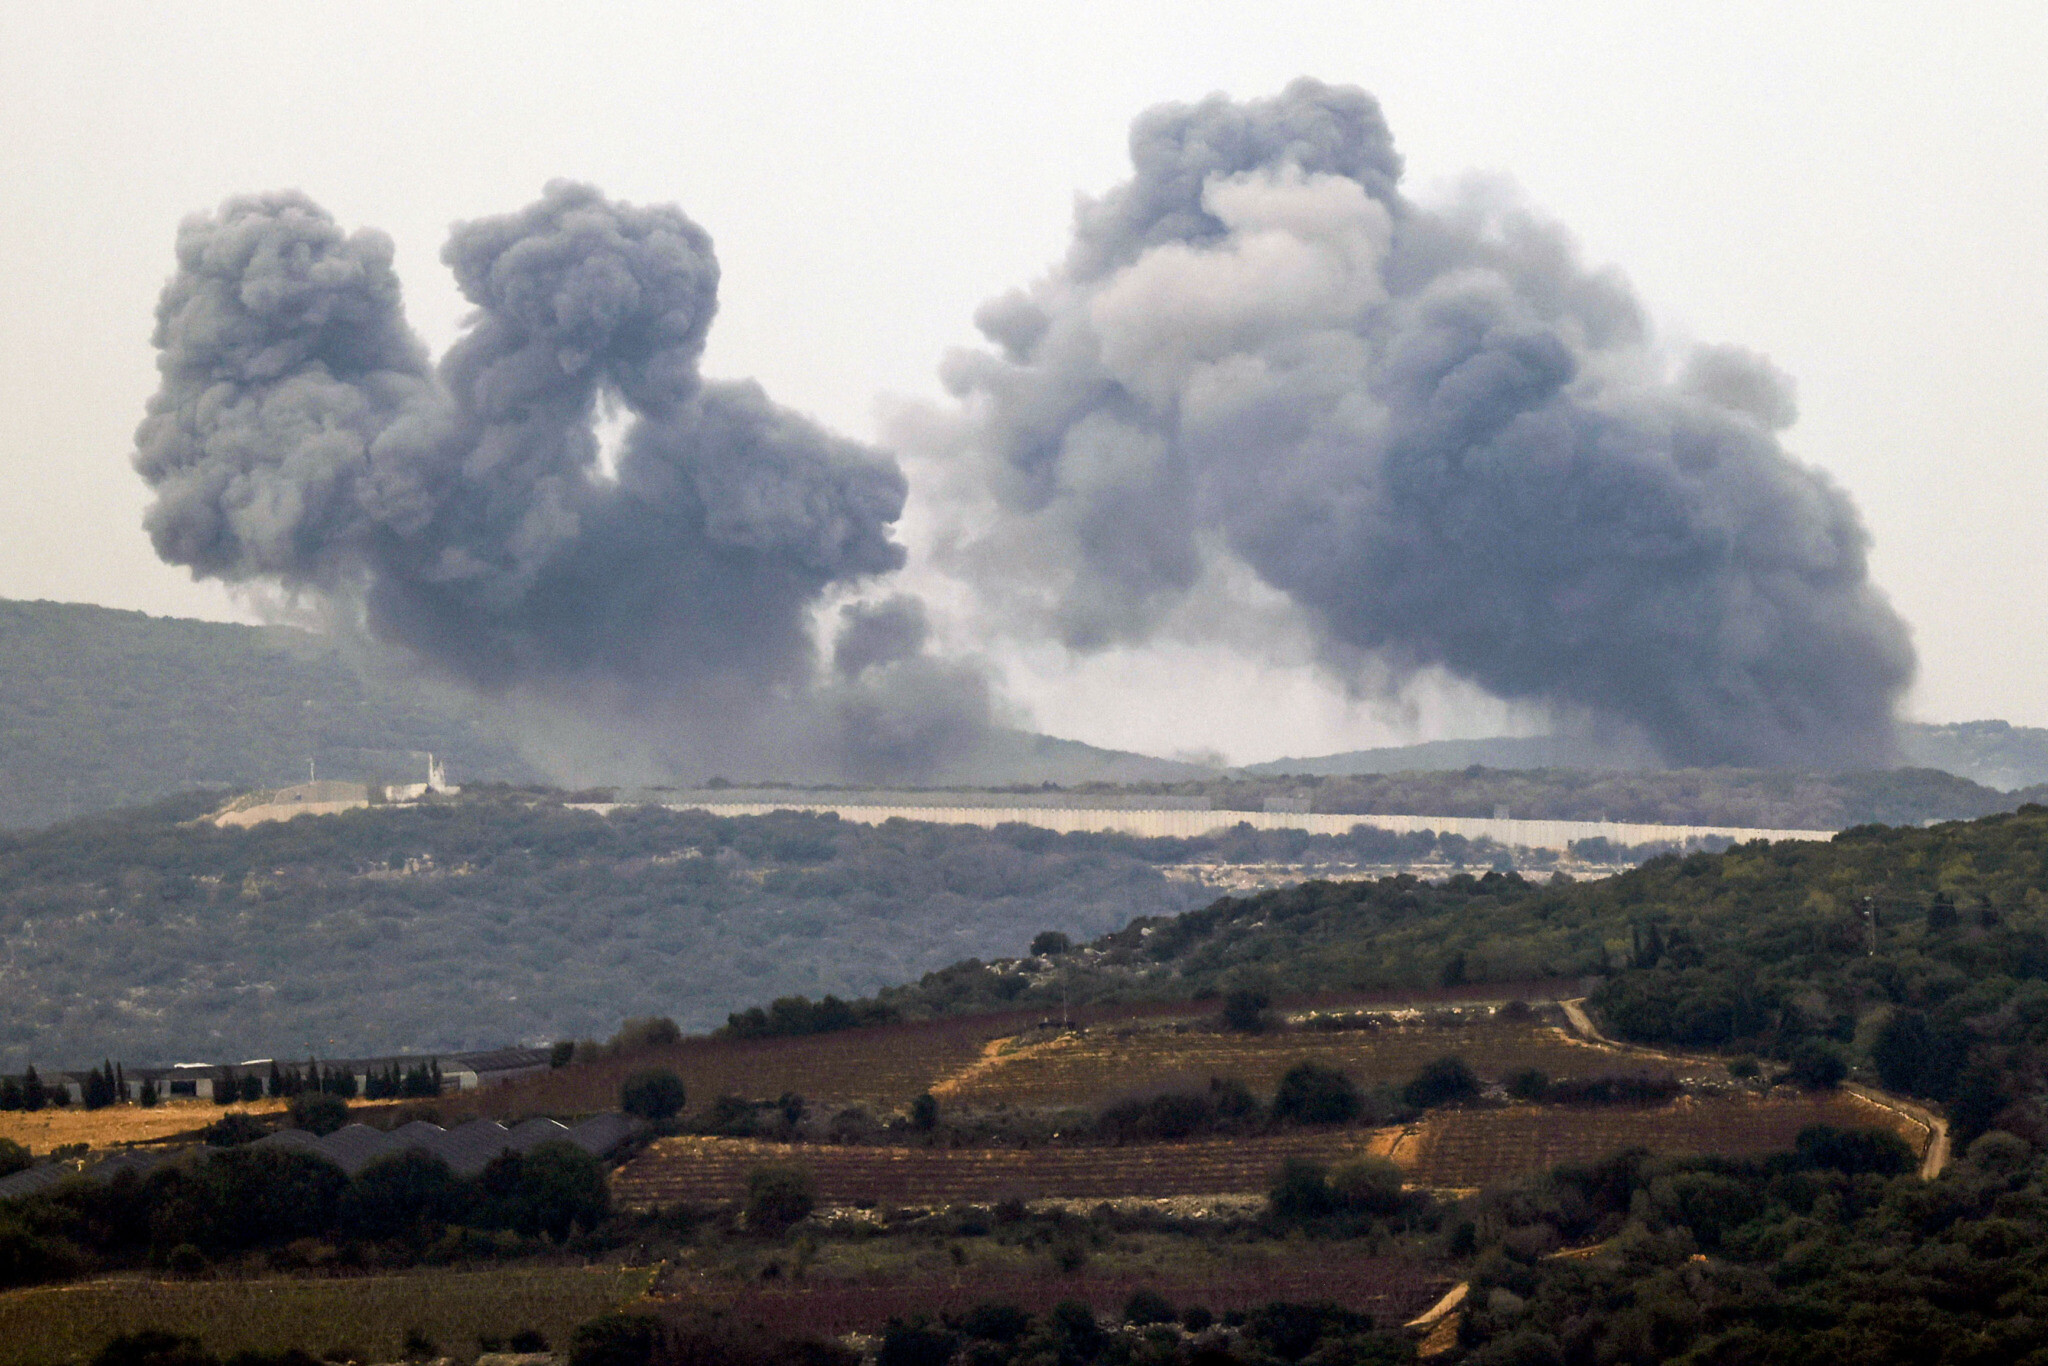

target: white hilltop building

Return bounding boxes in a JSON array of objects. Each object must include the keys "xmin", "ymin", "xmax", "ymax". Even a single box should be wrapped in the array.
[
  {"xmin": 212, "ymin": 754, "xmax": 461, "ymax": 828},
  {"xmin": 387, "ymin": 753, "xmax": 459, "ymax": 802}
]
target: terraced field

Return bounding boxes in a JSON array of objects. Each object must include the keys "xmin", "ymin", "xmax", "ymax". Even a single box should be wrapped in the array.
[
  {"xmin": 441, "ymin": 985, "xmax": 1588, "ymax": 1124},
  {"xmin": 0, "ymin": 1267, "xmax": 651, "ymax": 1366},
  {"xmin": 935, "ymin": 1021, "xmax": 1707, "ymax": 1108},
  {"xmin": 616, "ymin": 1086, "xmax": 1930, "ymax": 1210},
  {"xmin": 1400, "ymin": 1089, "xmax": 1932, "ymax": 1189},
  {"xmin": 612, "ymin": 1129, "xmax": 1404, "ymax": 1209},
  {"xmin": 442, "ymin": 1012, "xmax": 1028, "ymax": 1121},
  {"xmin": 673, "ymin": 1258, "xmax": 1450, "ymax": 1334}
]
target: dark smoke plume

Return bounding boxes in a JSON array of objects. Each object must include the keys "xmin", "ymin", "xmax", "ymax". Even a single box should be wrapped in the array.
[
  {"xmin": 933, "ymin": 79, "xmax": 1914, "ymax": 767},
  {"xmin": 134, "ymin": 182, "xmax": 990, "ymax": 779}
]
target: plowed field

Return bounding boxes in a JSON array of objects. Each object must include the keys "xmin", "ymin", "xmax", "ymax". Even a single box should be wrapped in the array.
[
  {"xmin": 613, "ymin": 1129, "xmax": 1402, "ymax": 1209},
  {"xmin": 937, "ymin": 1023, "xmax": 1699, "ymax": 1107},
  {"xmin": 1400, "ymin": 1089, "xmax": 1932, "ymax": 1188}
]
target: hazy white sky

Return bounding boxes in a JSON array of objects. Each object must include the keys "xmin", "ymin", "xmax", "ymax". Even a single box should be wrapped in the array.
[{"xmin": 3, "ymin": 1, "xmax": 2043, "ymax": 763}]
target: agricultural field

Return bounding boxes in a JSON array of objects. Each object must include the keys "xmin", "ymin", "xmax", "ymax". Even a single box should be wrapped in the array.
[
  {"xmin": 0, "ymin": 1098, "xmax": 288, "ymax": 1154},
  {"xmin": 0, "ymin": 1266, "xmax": 652, "ymax": 1366},
  {"xmin": 659, "ymin": 1250, "xmax": 1449, "ymax": 1335},
  {"xmin": 934, "ymin": 1018, "xmax": 1708, "ymax": 1109},
  {"xmin": 441, "ymin": 1012, "xmax": 1035, "ymax": 1123},
  {"xmin": 439, "ymin": 986, "xmax": 1590, "ymax": 1125},
  {"xmin": 612, "ymin": 1129, "xmax": 1405, "ymax": 1209},
  {"xmin": 1398, "ymin": 1089, "xmax": 1933, "ymax": 1189}
]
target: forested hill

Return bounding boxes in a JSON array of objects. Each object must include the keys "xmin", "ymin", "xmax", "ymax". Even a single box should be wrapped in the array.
[
  {"xmin": 0, "ymin": 791, "xmax": 1480, "ymax": 1069},
  {"xmin": 0, "ymin": 598, "xmax": 536, "ymax": 830},
  {"xmin": 858, "ymin": 805, "xmax": 2048, "ymax": 1141},
  {"xmin": 1066, "ymin": 765, "xmax": 2048, "ymax": 832}
]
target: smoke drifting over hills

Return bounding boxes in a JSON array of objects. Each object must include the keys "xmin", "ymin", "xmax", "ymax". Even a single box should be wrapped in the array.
[
  {"xmin": 930, "ymin": 79, "xmax": 1914, "ymax": 769},
  {"xmin": 133, "ymin": 182, "xmax": 993, "ymax": 781},
  {"xmin": 134, "ymin": 82, "xmax": 1916, "ymax": 778}
]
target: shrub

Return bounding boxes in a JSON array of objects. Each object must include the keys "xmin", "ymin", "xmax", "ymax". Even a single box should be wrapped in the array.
[
  {"xmin": 1787, "ymin": 1042, "xmax": 1847, "ymax": 1090},
  {"xmin": 620, "ymin": 1068, "xmax": 687, "ymax": 1121},
  {"xmin": 1269, "ymin": 1157, "xmax": 1340, "ymax": 1220},
  {"xmin": 550, "ymin": 1040, "xmax": 576, "ymax": 1068},
  {"xmin": 0, "ymin": 1138, "xmax": 28, "ymax": 1178},
  {"xmin": 746, "ymin": 1163, "xmax": 817, "ymax": 1233},
  {"xmin": 569, "ymin": 1312, "xmax": 666, "ymax": 1366},
  {"xmin": 910, "ymin": 1092, "xmax": 938, "ymax": 1132},
  {"xmin": 1328, "ymin": 1157, "xmax": 1409, "ymax": 1217},
  {"xmin": 1505, "ymin": 1069, "xmax": 1550, "ymax": 1101},
  {"xmin": 610, "ymin": 1016, "xmax": 683, "ymax": 1052},
  {"xmin": 1794, "ymin": 1125, "xmax": 1916, "ymax": 1176},
  {"xmin": 958, "ymin": 1303, "xmax": 1033, "ymax": 1343},
  {"xmin": 286, "ymin": 1091, "xmax": 347, "ymax": 1135},
  {"xmin": 342, "ymin": 1150, "xmax": 465, "ymax": 1242},
  {"xmin": 1097, "ymin": 1088, "xmax": 1222, "ymax": 1142},
  {"xmin": 1124, "ymin": 1289, "xmax": 1177, "ymax": 1325},
  {"xmin": 1243, "ymin": 1302, "xmax": 1374, "ymax": 1363},
  {"xmin": 1031, "ymin": 930, "xmax": 1072, "ymax": 956},
  {"xmin": 1222, "ymin": 988, "xmax": 1272, "ymax": 1033},
  {"xmin": 1047, "ymin": 1301, "xmax": 1104, "ymax": 1362},
  {"xmin": 1401, "ymin": 1056, "xmax": 1480, "ymax": 1109},
  {"xmin": 202, "ymin": 1113, "xmax": 268, "ymax": 1148},
  {"xmin": 1544, "ymin": 1074, "xmax": 1681, "ymax": 1106},
  {"xmin": 480, "ymin": 1141, "xmax": 612, "ymax": 1238},
  {"xmin": 1272, "ymin": 1063, "xmax": 1362, "ymax": 1125},
  {"xmin": 879, "ymin": 1319, "xmax": 958, "ymax": 1366},
  {"xmin": 90, "ymin": 1331, "xmax": 217, "ymax": 1366}
]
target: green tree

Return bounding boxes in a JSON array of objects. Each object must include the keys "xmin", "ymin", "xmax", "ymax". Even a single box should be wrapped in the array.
[
  {"xmin": 286, "ymin": 1091, "xmax": 348, "ymax": 1135},
  {"xmin": 1222, "ymin": 987, "xmax": 1271, "ymax": 1033},
  {"xmin": 1272, "ymin": 1063, "xmax": 1363, "ymax": 1125},
  {"xmin": 620, "ymin": 1068, "xmax": 686, "ymax": 1121},
  {"xmin": 745, "ymin": 1163, "xmax": 817, "ymax": 1234},
  {"xmin": 1402, "ymin": 1056, "xmax": 1480, "ymax": 1109}
]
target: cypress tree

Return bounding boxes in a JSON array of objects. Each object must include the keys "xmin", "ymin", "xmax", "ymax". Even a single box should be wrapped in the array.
[{"xmin": 22, "ymin": 1065, "xmax": 45, "ymax": 1111}]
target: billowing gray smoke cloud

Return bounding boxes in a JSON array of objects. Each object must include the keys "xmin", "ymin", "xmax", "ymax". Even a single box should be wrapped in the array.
[
  {"xmin": 936, "ymin": 79, "xmax": 1914, "ymax": 767},
  {"xmin": 134, "ymin": 181, "xmax": 990, "ymax": 779}
]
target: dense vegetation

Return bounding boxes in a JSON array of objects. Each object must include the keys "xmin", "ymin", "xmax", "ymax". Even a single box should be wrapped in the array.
[
  {"xmin": 0, "ymin": 598, "xmax": 535, "ymax": 831},
  {"xmin": 1057, "ymin": 764, "xmax": 2048, "ymax": 832},
  {"xmin": 780, "ymin": 808, "xmax": 2048, "ymax": 1147},
  {"xmin": 0, "ymin": 1137, "xmax": 610, "ymax": 1288},
  {"xmin": 1449, "ymin": 1128, "xmax": 2048, "ymax": 1365},
  {"xmin": 0, "ymin": 792, "xmax": 1499, "ymax": 1068}
]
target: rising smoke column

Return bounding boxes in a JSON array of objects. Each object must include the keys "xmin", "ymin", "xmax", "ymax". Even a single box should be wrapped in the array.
[
  {"xmin": 134, "ymin": 181, "xmax": 975, "ymax": 778},
  {"xmin": 936, "ymin": 79, "xmax": 1915, "ymax": 767}
]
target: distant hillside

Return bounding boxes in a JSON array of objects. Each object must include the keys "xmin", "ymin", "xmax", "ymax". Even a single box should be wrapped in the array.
[
  {"xmin": 1046, "ymin": 766, "xmax": 2048, "ymax": 832},
  {"xmin": 1248, "ymin": 720, "xmax": 2048, "ymax": 790},
  {"xmin": 0, "ymin": 598, "xmax": 542, "ymax": 831},
  {"xmin": 0, "ymin": 598, "xmax": 1207, "ymax": 831},
  {"xmin": 0, "ymin": 790, "xmax": 1510, "ymax": 1068},
  {"xmin": 818, "ymin": 806, "xmax": 2048, "ymax": 1141},
  {"xmin": 1902, "ymin": 719, "xmax": 2048, "ymax": 789},
  {"xmin": 1239, "ymin": 734, "xmax": 1648, "ymax": 776}
]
